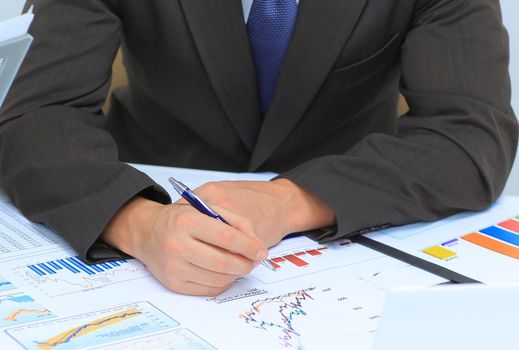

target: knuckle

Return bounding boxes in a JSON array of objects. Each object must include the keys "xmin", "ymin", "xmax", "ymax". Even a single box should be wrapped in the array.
[
  {"xmin": 240, "ymin": 219, "xmax": 255, "ymax": 235},
  {"xmin": 200, "ymin": 182, "xmax": 220, "ymax": 195}
]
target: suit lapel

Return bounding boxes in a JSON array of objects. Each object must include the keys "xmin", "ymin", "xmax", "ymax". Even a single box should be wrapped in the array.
[
  {"xmin": 179, "ymin": 0, "xmax": 261, "ymax": 152},
  {"xmin": 249, "ymin": 0, "xmax": 369, "ymax": 170}
]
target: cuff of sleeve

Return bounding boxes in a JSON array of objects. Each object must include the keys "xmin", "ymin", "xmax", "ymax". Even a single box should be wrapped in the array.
[
  {"xmin": 31, "ymin": 165, "xmax": 171, "ymax": 263},
  {"xmin": 276, "ymin": 158, "xmax": 392, "ymax": 243},
  {"xmin": 85, "ymin": 184, "xmax": 171, "ymax": 263}
]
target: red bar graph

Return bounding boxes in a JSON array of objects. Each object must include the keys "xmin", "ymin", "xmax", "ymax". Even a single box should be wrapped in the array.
[
  {"xmin": 283, "ymin": 255, "xmax": 308, "ymax": 267},
  {"xmin": 499, "ymin": 219, "xmax": 519, "ymax": 234},
  {"xmin": 266, "ymin": 245, "xmax": 332, "ymax": 270},
  {"xmin": 306, "ymin": 250, "xmax": 321, "ymax": 256}
]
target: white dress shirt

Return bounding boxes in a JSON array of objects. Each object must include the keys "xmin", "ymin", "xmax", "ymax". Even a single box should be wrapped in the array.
[{"xmin": 242, "ymin": 0, "xmax": 300, "ymax": 23}]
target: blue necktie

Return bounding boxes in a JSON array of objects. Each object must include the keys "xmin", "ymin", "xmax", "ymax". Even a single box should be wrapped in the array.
[{"xmin": 247, "ymin": 0, "xmax": 298, "ymax": 116}]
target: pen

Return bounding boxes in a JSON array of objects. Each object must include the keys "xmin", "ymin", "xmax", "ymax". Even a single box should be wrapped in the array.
[{"xmin": 168, "ymin": 177, "xmax": 230, "ymax": 225}]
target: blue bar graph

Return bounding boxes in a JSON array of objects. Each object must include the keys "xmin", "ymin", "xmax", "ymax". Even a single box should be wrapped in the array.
[
  {"xmin": 47, "ymin": 261, "xmax": 62, "ymax": 270},
  {"xmin": 67, "ymin": 258, "xmax": 95, "ymax": 275},
  {"xmin": 58, "ymin": 259, "xmax": 80, "ymax": 274},
  {"xmin": 100, "ymin": 263, "xmax": 112, "ymax": 270},
  {"xmin": 480, "ymin": 226, "xmax": 519, "ymax": 247},
  {"xmin": 37, "ymin": 263, "xmax": 56, "ymax": 275},
  {"xmin": 28, "ymin": 265, "xmax": 45, "ymax": 276},
  {"xmin": 26, "ymin": 256, "xmax": 128, "ymax": 277}
]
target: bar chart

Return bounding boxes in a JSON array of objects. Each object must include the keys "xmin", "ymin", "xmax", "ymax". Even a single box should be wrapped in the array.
[
  {"xmin": 11, "ymin": 255, "xmax": 151, "ymax": 298},
  {"xmin": 250, "ymin": 237, "xmax": 381, "ymax": 284},
  {"xmin": 26, "ymin": 256, "xmax": 130, "ymax": 277},
  {"xmin": 423, "ymin": 215, "xmax": 519, "ymax": 261}
]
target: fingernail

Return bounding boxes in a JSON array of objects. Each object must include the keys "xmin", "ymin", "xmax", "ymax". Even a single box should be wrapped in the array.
[{"xmin": 256, "ymin": 249, "xmax": 268, "ymax": 261}]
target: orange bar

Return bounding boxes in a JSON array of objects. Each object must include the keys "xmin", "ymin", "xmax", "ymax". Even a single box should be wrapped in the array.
[
  {"xmin": 499, "ymin": 219, "xmax": 519, "ymax": 234},
  {"xmin": 462, "ymin": 232, "xmax": 519, "ymax": 259},
  {"xmin": 271, "ymin": 257, "xmax": 285, "ymax": 263}
]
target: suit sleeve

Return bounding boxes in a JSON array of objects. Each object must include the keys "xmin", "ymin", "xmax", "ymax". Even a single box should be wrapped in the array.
[
  {"xmin": 280, "ymin": 0, "xmax": 518, "ymax": 242},
  {"xmin": 0, "ymin": 0, "xmax": 170, "ymax": 261}
]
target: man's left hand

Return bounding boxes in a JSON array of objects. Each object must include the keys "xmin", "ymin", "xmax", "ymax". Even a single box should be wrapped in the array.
[{"xmin": 185, "ymin": 179, "xmax": 336, "ymax": 247}]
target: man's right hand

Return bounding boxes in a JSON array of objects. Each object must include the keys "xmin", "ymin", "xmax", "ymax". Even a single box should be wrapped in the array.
[{"xmin": 101, "ymin": 197, "xmax": 268, "ymax": 296}]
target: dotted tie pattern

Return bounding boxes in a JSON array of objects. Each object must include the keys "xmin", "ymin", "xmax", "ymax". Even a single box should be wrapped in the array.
[{"xmin": 247, "ymin": 0, "xmax": 298, "ymax": 116}]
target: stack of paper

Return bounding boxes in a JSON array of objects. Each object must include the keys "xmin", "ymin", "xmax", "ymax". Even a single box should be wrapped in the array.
[{"xmin": 0, "ymin": 2, "xmax": 33, "ymax": 107}]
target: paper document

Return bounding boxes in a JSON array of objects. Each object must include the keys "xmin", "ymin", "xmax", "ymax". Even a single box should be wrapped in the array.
[
  {"xmin": 373, "ymin": 283, "xmax": 519, "ymax": 350},
  {"xmin": 0, "ymin": 9, "xmax": 33, "ymax": 108},
  {"xmin": 0, "ymin": 165, "xmax": 445, "ymax": 349},
  {"xmin": 129, "ymin": 163, "xmax": 277, "ymax": 200},
  {"xmin": 364, "ymin": 196, "xmax": 519, "ymax": 284}
]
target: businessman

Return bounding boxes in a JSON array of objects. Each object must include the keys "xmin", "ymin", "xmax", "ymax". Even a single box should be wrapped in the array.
[{"xmin": 0, "ymin": 0, "xmax": 517, "ymax": 296}]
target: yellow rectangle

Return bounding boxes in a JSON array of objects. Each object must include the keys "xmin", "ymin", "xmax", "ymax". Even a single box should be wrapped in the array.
[{"xmin": 422, "ymin": 245, "xmax": 457, "ymax": 260}]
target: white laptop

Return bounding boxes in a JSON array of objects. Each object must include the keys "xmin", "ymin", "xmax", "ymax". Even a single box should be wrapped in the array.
[{"xmin": 373, "ymin": 284, "xmax": 519, "ymax": 350}]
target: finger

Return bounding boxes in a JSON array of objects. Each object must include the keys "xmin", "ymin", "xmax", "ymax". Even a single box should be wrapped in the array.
[
  {"xmin": 210, "ymin": 205, "xmax": 256, "ymax": 236},
  {"xmin": 184, "ymin": 262, "xmax": 238, "ymax": 288},
  {"xmin": 165, "ymin": 279, "xmax": 231, "ymax": 296},
  {"xmin": 184, "ymin": 237, "xmax": 258, "ymax": 275},
  {"xmin": 190, "ymin": 214, "xmax": 268, "ymax": 262}
]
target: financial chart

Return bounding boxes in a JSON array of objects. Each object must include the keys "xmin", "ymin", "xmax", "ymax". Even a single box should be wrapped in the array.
[
  {"xmin": 0, "ymin": 166, "xmax": 450, "ymax": 350},
  {"xmin": 90, "ymin": 329, "xmax": 216, "ymax": 350},
  {"xmin": 250, "ymin": 237, "xmax": 381, "ymax": 284},
  {"xmin": 0, "ymin": 202, "xmax": 66, "ymax": 261},
  {"xmin": 10, "ymin": 254, "xmax": 151, "ymax": 297},
  {"xmin": 6, "ymin": 302, "xmax": 178, "ymax": 350},
  {"xmin": 366, "ymin": 196, "xmax": 519, "ymax": 283},
  {"xmin": 0, "ymin": 294, "xmax": 55, "ymax": 328}
]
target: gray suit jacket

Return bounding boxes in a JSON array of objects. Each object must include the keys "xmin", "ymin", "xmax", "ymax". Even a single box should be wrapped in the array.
[{"xmin": 0, "ymin": 0, "xmax": 517, "ymax": 261}]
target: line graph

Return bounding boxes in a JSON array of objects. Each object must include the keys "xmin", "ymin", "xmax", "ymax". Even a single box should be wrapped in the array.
[
  {"xmin": 6, "ymin": 302, "xmax": 179, "ymax": 350},
  {"xmin": 11, "ymin": 256, "xmax": 151, "ymax": 297},
  {"xmin": 239, "ymin": 288, "xmax": 315, "ymax": 348},
  {"xmin": 0, "ymin": 294, "xmax": 55, "ymax": 328}
]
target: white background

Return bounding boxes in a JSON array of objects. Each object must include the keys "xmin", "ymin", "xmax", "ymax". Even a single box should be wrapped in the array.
[
  {"xmin": 501, "ymin": 0, "xmax": 519, "ymax": 195},
  {"xmin": 0, "ymin": 0, "xmax": 25, "ymax": 21}
]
